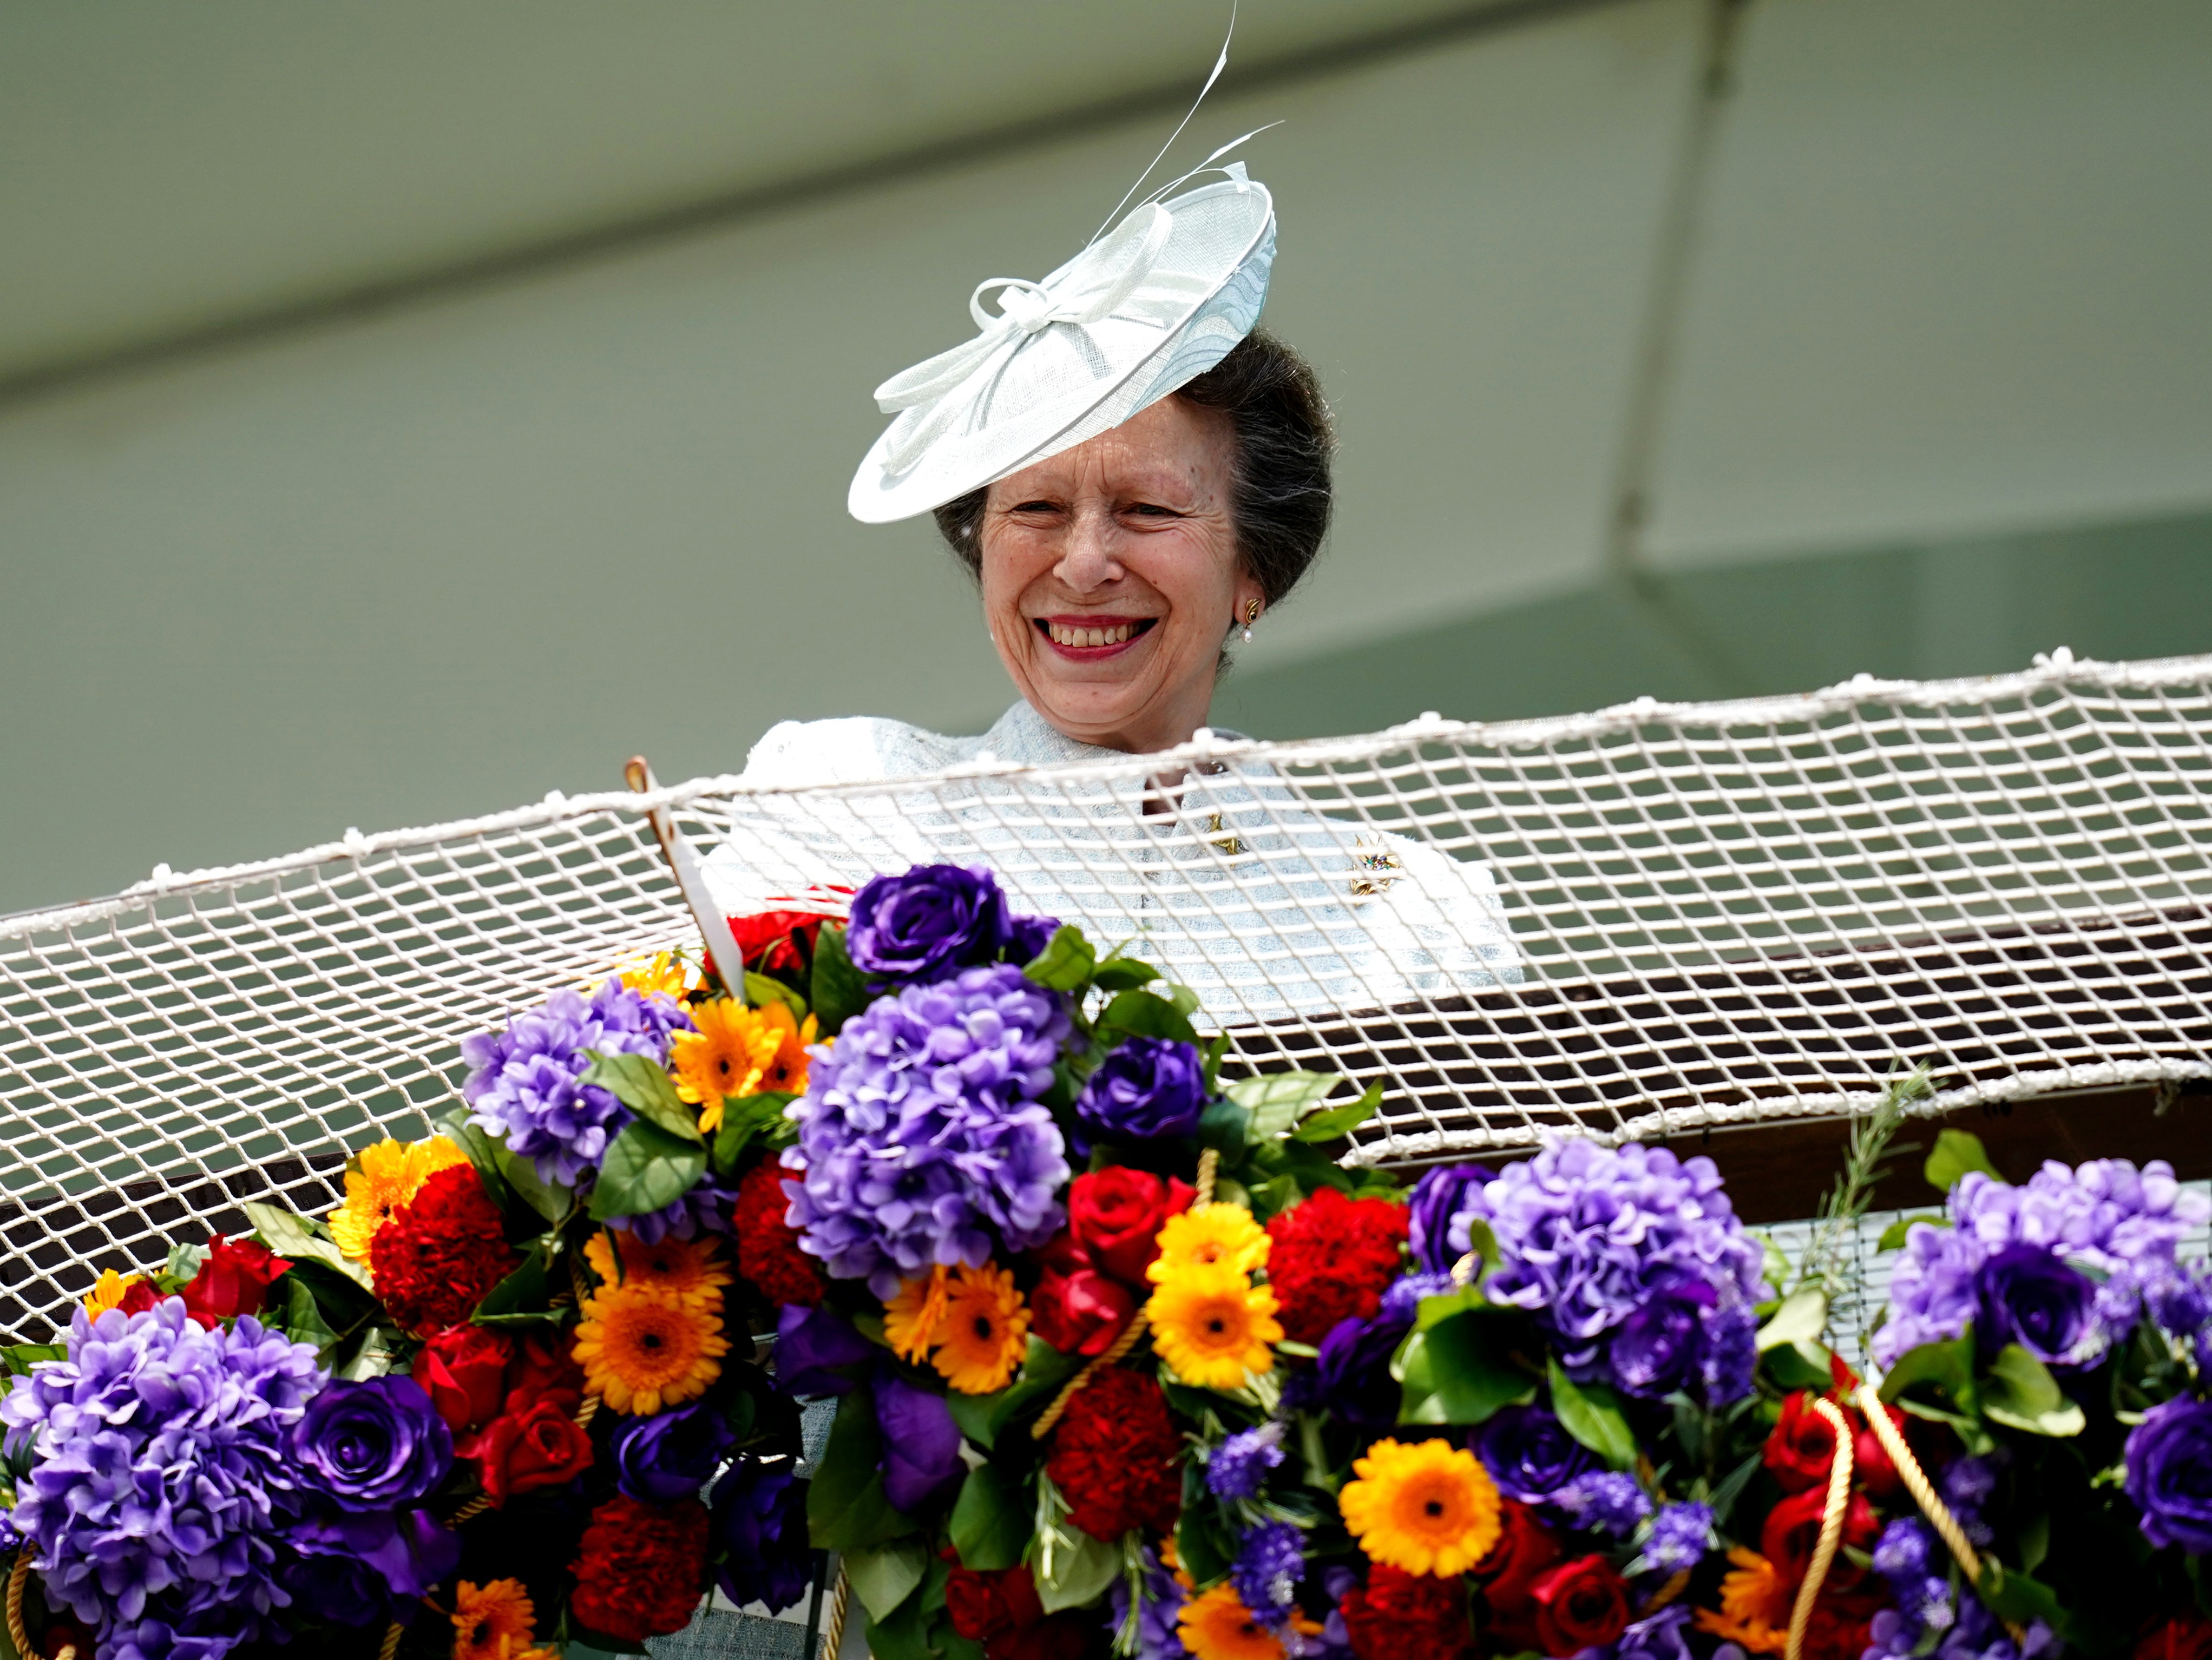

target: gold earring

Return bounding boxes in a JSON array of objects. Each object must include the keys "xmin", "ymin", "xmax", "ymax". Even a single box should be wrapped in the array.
[{"xmin": 1240, "ymin": 599, "xmax": 1260, "ymax": 643}]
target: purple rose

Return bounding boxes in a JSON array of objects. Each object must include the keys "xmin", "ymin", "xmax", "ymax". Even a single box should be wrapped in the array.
[
  {"xmin": 287, "ymin": 1506, "xmax": 463, "ymax": 1603},
  {"xmin": 848, "ymin": 864, "xmax": 1015, "ymax": 986},
  {"xmin": 1610, "ymin": 1272, "xmax": 1716, "ymax": 1398},
  {"xmin": 875, "ymin": 1373, "xmax": 963, "ymax": 1513},
  {"xmin": 1975, "ymin": 1243, "xmax": 2102, "ymax": 1366},
  {"xmin": 2125, "ymin": 1395, "xmax": 2212, "ymax": 1553},
  {"xmin": 278, "ymin": 1547, "xmax": 393, "ymax": 1629},
  {"xmin": 612, "ymin": 1400, "xmax": 738, "ymax": 1504},
  {"xmin": 1002, "ymin": 912, "xmax": 1064, "ymax": 966},
  {"xmin": 1408, "ymin": 1163, "xmax": 1492, "ymax": 1276},
  {"xmin": 1073, "ymin": 1037, "xmax": 1207, "ymax": 1150},
  {"xmin": 712, "ymin": 1457, "xmax": 815, "ymax": 1614},
  {"xmin": 1291, "ymin": 1312, "xmax": 1412, "ymax": 1432},
  {"xmin": 775, "ymin": 1303, "xmax": 875, "ymax": 1396},
  {"xmin": 294, "ymin": 1375, "xmax": 453, "ymax": 1511},
  {"xmin": 1477, "ymin": 1402, "xmax": 1598, "ymax": 1504}
]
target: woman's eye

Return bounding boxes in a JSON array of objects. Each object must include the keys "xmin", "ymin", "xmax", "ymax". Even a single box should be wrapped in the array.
[
  {"xmin": 1126, "ymin": 503, "xmax": 1179, "ymax": 518},
  {"xmin": 1010, "ymin": 500, "xmax": 1058, "ymax": 514}
]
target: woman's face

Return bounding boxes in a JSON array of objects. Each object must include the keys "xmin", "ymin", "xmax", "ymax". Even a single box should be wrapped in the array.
[{"xmin": 979, "ymin": 396, "xmax": 1260, "ymax": 755}]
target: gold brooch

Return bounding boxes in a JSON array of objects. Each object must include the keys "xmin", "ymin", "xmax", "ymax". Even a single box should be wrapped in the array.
[
  {"xmin": 1349, "ymin": 836, "xmax": 1402, "ymax": 900},
  {"xmin": 1205, "ymin": 812, "xmax": 1244, "ymax": 857}
]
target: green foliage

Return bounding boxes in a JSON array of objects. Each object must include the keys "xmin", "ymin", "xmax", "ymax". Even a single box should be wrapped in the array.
[
  {"xmin": 983, "ymin": 1339, "xmax": 1085, "ymax": 1442},
  {"xmin": 0, "ymin": 1343, "xmax": 67, "ymax": 1377},
  {"xmin": 275, "ymin": 1275, "xmax": 337, "ymax": 1351},
  {"xmin": 1795, "ymin": 1069, "xmax": 1928, "ymax": 1305},
  {"xmin": 1290, "ymin": 1083, "xmax": 1383, "ymax": 1144},
  {"xmin": 241, "ymin": 1201, "xmax": 370, "ymax": 1288},
  {"xmin": 588, "ymin": 1119, "xmax": 707, "ymax": 1220},
  {"xmin": 810, "ymin": 923, "xmax": 871, "ymax": 1036},
  {"xmin": 808, "ymin": 1387, "xmax": 918, "ymax": 1552},
  {"xmin": 950, "ymin": 1464, "xmax": 1033, "ymax": 1571},
  {"xmin": 1224, "ymin": 1072, "xmax": 1336, "ymax": 1141},
  {"xmin": 1878, "ymin": 1212, "xmax": 1946, "ymax": 1252},
  {"xmin": 474, "ymin": 1237, "xmax": 554, "ymax": 1321},
  {"xmin": 846, "ymin": 1539, "xmax": 932, "ymax": 1623},
  {"xmin": 1034, "ymin": 1526, "xmax": 1122, "ymax": 1613},
  {"xmin": 1547, "ymin": 1359, "xmax": 1638, "ymax": 1469},
  {"xmin": 1095, "ymin": 985, "xmax": 1200, "ymax": 1049},
  {"xmin": 743, "ymin": 971, "xmax": 810, "ymax": 1024},
  {"xmin": 1980, "ymin": 1344, "xmax": 2086, "ymax": 1438},
  {"xmin": 1926, "ymin": 1128, "xmax": 2002, "ymax": 1193},
  {"xmin": 1395, "ymin": 1309, "xmax": 1535, "ymax": 1425},
  {"xmin": 1756, "ymin": 1288, "xmax": 1829, "ymax": 1352},
  {"xmin": 1022, "ymin": 925, "xmax": 1097, "ymax": 992},
  {"xmin": 864, "ymin": 1552, "xmax": 959, "ymax": 1660},
  {"xmin": 707, "ymin": 1092, "xmax": 798, "ymax": 1176},
  {"xmin": 581, "ymin": 1051, "xmax": 700, "ymax": 1144}
]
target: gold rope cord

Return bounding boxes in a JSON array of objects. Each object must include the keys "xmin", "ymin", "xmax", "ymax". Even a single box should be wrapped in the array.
[
  {"xmin": 1783, "ymin": 1399, "xmax": 1855, "ymax": 1660},
  {"xmin": 375, "ymin": 1618, "xmax": 405, "ymax": 1660},
  {"xmin": 6, "ymin": 1553, "xmax": 75, "ymax": 1660},
  {"xmin": 818, "ymin": 1563, "xmax": 852, "ymax": 1658}
]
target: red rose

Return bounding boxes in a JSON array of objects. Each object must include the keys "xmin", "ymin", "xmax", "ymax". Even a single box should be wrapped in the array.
[
  {"xmin": 115, "ymin": 1280, "xmax": 161, "ymax": 1318},
  {"xmin": 1340, "ymin": 1566, "xmax": 1472, "ymax": 1660},
  {"xmin": 1764, "ymin": 1391, "xmax": 1842, "ymax": 1493},
  {"xmin": 1264, "ymin": 1187, "xmax": 1410, "ymax": 1344},
  {"xmin": 1475, "ymin": 1498, "xmax": 1565, "ymax": 1628},
  {"xmin": 1763, "ymin": 1488, "xmax": 1880, "ymax": 1592},
  {"xmin": 370, "ymin": 1164, "xmax": 518, "ymax": 1336},
  {"xmin": 1029, "ymin": 1267, "xmax": 1137, "ymax": 1358},
  {"xmin": 570, "ymin": 1495, "xmax": 708, "ymax": 1643},
  {"xmin": 1853, "ymin": 1405, "xmax": 1907, "ymax": 1499},
  {"xmin": 1045, "ymin": 1368, "xmax": 1182, "ymax": 1541},
  {"xmin": 178, "ymin": 1235, "xmax": 292, "ymax": 1329},
  {"xmin": 502, "ymin": 1328, "xmax": 586, "ymax": 1417},
  {"xmin": 733, "ymin": 1161, "xmax": 825, "ymax": 1308},
  {"xmin": 717, "ymin": 891, "xmax": 850, "ymax": 978},
  {"xmin": 465, "ymin": 1400, "xmax": 595, "ymax": 1506},
  {"xmin": 412, "ymin": 1324, "xmax": 514, "ymax": 1433},
  {"xmin": 2138, "ymin": 1615, "xmax": 2212, "ymax": 1660},
  {"xmin": 1527, "ymin": 1556, "xmax": 1629, "ymax": 1657},
  {"xmin": 1066, "ymin": 1169, "xmax": 1194, "ymax": 1287}
]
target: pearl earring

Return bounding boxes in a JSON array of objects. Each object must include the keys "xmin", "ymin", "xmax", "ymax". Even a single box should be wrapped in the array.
[{"xmin": 1240, "ymin": 600, "xmax": 1261, "ymax": 643}]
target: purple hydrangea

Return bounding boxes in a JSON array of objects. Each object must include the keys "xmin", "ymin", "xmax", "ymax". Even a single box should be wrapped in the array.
[
  {"xmin": 1230, "ymin": 1520, "xmax": 1305, "ymax": 1624},
  {"xmin": 1378, "ymin": 1270, "xmax": 1458, "ymax": 1323},
  {"xmin": 1875, "ymin": 1158, "xmax": 2208, "ymax": 1368},
  {"xmin": 1448, "ymin": 1140, "xmax": 1768, "ymax": 1403},
  {"xmin": 1107, "ymin": 1544, "xmax": 1191, "ymax": 1660},
  {"xmin": 0, "ymin": 1299, "xmax": 325, "ymax": 1660},
  {"xmin": 461, "ymin": 977, "xmax": 690, "ymax": 1189},
  {"xmin": 785, "ymin": 963, "xmax": 1072, "ymax": 1295},
  {"xmin": 1643, "ymin": 1501, "xmax": 1713, "ymax": 1574},
  {"xmin": 1553, "ymin": 1471, "xmax": 1650, "ymax": 1537},
  {"xmin": 1206, "ymin": 1422, "xmax": 1287, "ymax": 1501}
]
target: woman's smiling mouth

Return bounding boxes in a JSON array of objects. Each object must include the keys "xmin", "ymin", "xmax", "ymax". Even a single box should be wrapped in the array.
[{"xmin": 1035, "ymin": 616, "xmax": 1159, "ymax": 657}]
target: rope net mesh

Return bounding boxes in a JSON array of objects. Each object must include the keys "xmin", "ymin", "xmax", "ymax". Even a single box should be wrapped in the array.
[{"xmin": 3, "ymin": 653, "xmax": 2209, "ymax": 1340}]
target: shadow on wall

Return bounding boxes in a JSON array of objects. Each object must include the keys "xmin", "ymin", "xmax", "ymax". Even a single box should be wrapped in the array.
[{"xmin": 1213, "ymin": 508, "xmax": 2212, "ymax": 738}]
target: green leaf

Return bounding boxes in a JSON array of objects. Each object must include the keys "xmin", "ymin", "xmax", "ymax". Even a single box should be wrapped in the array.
[
  {"xmin": 1980, "ymin": 1343, "xmax": 2086, "ymax": 1437},
  {"xmin": 708, "ymin": 1093, "xmax": 798, "ymax": 1176},
  {"xmin": 474, "ymin": 1238, "xmax": 553, "ymax": 1320},
  {"xmin": 1196, "ymin": 1095, "xmax": 1251, "ymax": 1156},
  {"xmin": 864, "ymin": 1553, "xmax": 953, "ymax": 1660},
  {"xmin": 1395, "ymin": 1310, "xmax": 1537, "ymax": 1425},
  {"xmin": 277, "ymin": 1275, "xmax": 337, "ymax": 1350},
  {"xmin": 1034, "ymin": 1526, "xmax": 1121, "ymax": 1613},
  {"xmin": 241, "ymin": 1201, "xmax": 371, "ymax": 1288},
  {"xmin": 1177, "ymin": 1506, "xmax": 1233, "ymax": 1590},
  {"xmin": 1878, "ymin": 1331, "xmax": 1979, "ymax": 1412},
  {"xmin": 1757, "ymin": 1288, "xmax": 1829, "ymax": 1352},
  {"xmin": 1090, "ymin": 957, "xmax": 1160, "ymax": 993},
  {"xmin": 0, "ymin": 1343, "xmax": 66, "ymax": 1376},
  {"xmin": 581, "ymin": 1051, "xmax": 701, "ymax": 1144},
  {"xmin": 282, "ymin": 1256, "xmax": 381, "ymax": 1333},
  {"xmin": 985, "ymin": 1339, "xmax": 1086, "ymax": 1442},
  {"xmin": 808, "ymin": 1388, "xmax": 918, "ymax": 1552},
  {"xmin": 1291, "ymin": 1083, "xmax": 1383, "ymax": 1143},
  {"xmin": 1548, "ymin": 1358, "xmax": 1638, "ymax": 1468},
  {"xmin": 1763, "ymin": 1340, "xmax": 1836, "ymax": 1392},
  {"xmin": 810, "ymin": 923, "xmax": 871, "ymax": 1036},
  {"xmin": 1199, "ymin": 1032, "xmax": 1230, "ymax": 1090},
  {"xmin": 1412, "ymin": 1286, "xmax": 1487, "ymax": 1332},
  {"xmin": 744, "ymin": 971, "xmax": 810, "ymax": 1024},
  {"xmin": 1023, "ymin": 925, "xmax": 1097, "ymax": 993},
  {"xmin": 1225, "ymin": 1071, "xmax": 1338, "ymax": 1141},
  {"xmin": 1096, "ymin": 986, "xmax": 1199, "ymax": 1049},
  {"xmin": 947, "ymin": 1387, "xmax": 1005, "ymax": 1451},
  {"xmin": 1878, "ymin": 1213, "xmax": 1946, "ymax": 1252},
  {"xmin": 588, "ymin": 1119, "xmax": 708, "ymax": 1220},
  {"xmin": 1978, "ymin": 1560, "xmax": 2069, "ymax": 1639},
  {"xmin": 951, "ymin": 1464, "xmax": 1033, "ymax": 1571},
  {"xmin": 846, "ymin": 1539, "xmax": 931, "ymax": 1622},
  {"xmin": 1926, "ymin": 1128, "xmax": 2001, "ymax": 1193}
]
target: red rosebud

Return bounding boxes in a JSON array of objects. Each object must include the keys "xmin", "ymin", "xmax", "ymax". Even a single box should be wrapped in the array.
[
  {"xmin": 1475, "ymin": 1499, "xmax": 1564, "ymax": 1616},
  {"xmin": 116, "ymin": 1280, "xmax": 161, "ymax": 1318},
  {"xmin": 2138, "ymin": 1615, "xmax": 2212, "ymax": 1660},
  {"xmin": 1763, "ymin": 1487, "xmax": 1880, "ymax": 1592},
  {"xmin": 1854, "ymin": 1404, "xmax": 1907, "ymax": 1499},
  {"xmin": 502, "ymin": 1328, "xmax": 587, "ymax": 1418},
  {"xmin": 412, "ymin": 1323, "xmax": 514, "ymax": 1434},
  {"xmin": 1764, "ymin": 1391, "xmax": 1843, "ymax": 1493},
  {"xmin": 1527, "ymin": 1555, "xmax": 1630, "ymax": 1657},
  {"xmin": 178, "ymin": 1235, "xmax": 292, "ymax": 1329},
  {"xmin": 464, "ymin": 1399, "xmax": 595, "ymax": 1507},
  {"xmin": 1029, "ymin": 1267, "xmax": 1137, "ymax": 1358},
  {"xmin": 1066, "ymin": 1168, "xmax": 1196, "ymax": 1287}
]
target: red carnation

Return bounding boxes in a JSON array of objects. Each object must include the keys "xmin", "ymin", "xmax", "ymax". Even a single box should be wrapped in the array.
[
  {"xmin": 733, "ymin": 1161, "xmax": 825, "ymax": 1308},
  {"xmin": 179, "ymin": 1235, "xmax": 292, "ymax": 1329},
  {"xmin": 1044, "ymin": 1367, "xmax": 1182, "ymax": 1541},
  {"xmin": 369, "ymin": 1164, "xmax": 518, "ymax": 1336},
  {"xmin": 2139, "ymin": 1614, "xmax": 2212, "ymax": 1660},
  {"xmin": 1340, "ymin": 1565, "xmax": 1472, "ymax": 1660},
  {"xmin": 944, "ymin": 1558, "xmax": 1090, "ymax": 1660},
  {"xmin": 570, "ymin": 1494, "xmax": 709, "ymax": 1643},
  {"xmin": 1264, "ymin": 1188, "xmax": 1410, "ymax": 1344},
  {"xmin": 1763, "ymin": 1487, "xmax": 1881, "ymax": 1593}
]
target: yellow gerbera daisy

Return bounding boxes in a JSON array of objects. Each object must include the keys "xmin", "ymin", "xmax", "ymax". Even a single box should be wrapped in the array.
[
  {"xmin": 1177, "ymin": 1583, "xmax": 1285, "ymax": 1660},
  {"xmin": 1147, "ymin": 1203, "xmax": 1270, "ymax": 1283},
  {"xmin": 1691, "ymin": 1549, "xmax": 1791, "ymax": 1656},
  {"xmin": 328, "ymin": 1136, "xmax": 472, "ymax": 1261},
  {"xmin": 582, "ymin": 1228, "xmax": 733, "ymax": 1308},
  {"xmin": 756, "ymin": 1002, "xmax": 818, "ymax": 1097},
  {"xmin": 82, "ymin": 1269, "xmax": 145, "ymax": 1318},
  {"xmin": 671, "ymin": 1000, "xmax": 786, "ymax": 1133},
  {"xmin": 573, "ymin": 1282, "xmax": 728, "ymax": 1414},
  {"xmin": 1145, "ymin": 1261, "xmax": 1282, "ymax": 1388},
  {"xmin": 452, "ymin": 1579, "xmax": 537, "ymax": 1660},
  {"xmin": 931, "ymin": 1264, "xmax": 1029, "ymax": 1394},
  {"xmin": 619, "ymin": 952, "xmax": 699, "ymax": 1003},
  {"xmin": 1337, "ymin": 1437, "xmax": 1501, "ymax": 1578},
  {"xmin": 883, "ymin": 1264, "xmax": 952, "ymax": 1363}
]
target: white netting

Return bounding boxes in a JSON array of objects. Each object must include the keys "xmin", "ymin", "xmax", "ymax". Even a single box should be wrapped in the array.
[{"xmin": 4, "ymin": 651, "xmax": 2210, "ymax": 1341}]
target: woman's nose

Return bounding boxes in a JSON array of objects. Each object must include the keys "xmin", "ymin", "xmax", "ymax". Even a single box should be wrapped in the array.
[{"xmin": 1053, "ymin": 508, "xmax": 1123, "ymax": 592}]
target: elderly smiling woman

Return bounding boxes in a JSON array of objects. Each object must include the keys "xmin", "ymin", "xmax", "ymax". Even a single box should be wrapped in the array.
[{"xmin": 706, "ymin": 163, "xmax": 1519, "ymax": 1020}]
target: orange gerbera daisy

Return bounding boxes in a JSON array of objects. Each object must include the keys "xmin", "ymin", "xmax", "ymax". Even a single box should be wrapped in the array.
[
  {"xmin": 931, "ymin": 1264, "xmax": 1029, "ymax": 1393},
  {"xmin": 1145, "ymin": 1261, "xmax": 1282, "ymax": 1388},
  {"xmin": 573, "ymin": 1282, "xmax": 728, "ymax": 1414},
  {"xmin": 884, "ymin": 1264, "xmax": 952, "ymax": 1363},
  {"xmin": 583, "ymin": 1228, "xmax": 733, "ymax": 1308},
  {"xmin": 452, "ymin": 1579, "xmax": 536, "ymax": 1660},
  {"xmin": 669, "ymin": 999, "xmax": 785, "ymax": 1133},
  {"xmin": 756, "ymin": 1001, "xmax": 817, "ymax": 1097},
  {"xmin": 1692, "ymin": 1549, "xmax": 1792, "ymax": 1656},
  {"xmin": 1338, "ymin": 1437, "xmax": 1502, "ymax": 1578},
  {"xmin": 1178, "ymin": 1583, "xmax": 1285, "ymax": 1660},
  {"xmin": 328, "ymin": 1135, "xmax": 471, "ymax": 1261}
]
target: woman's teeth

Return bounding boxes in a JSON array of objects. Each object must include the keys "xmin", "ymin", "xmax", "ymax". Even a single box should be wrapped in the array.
[{"xmin": 1048, "ymin": 622, "xmax": 1138, "ymax": 647}]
